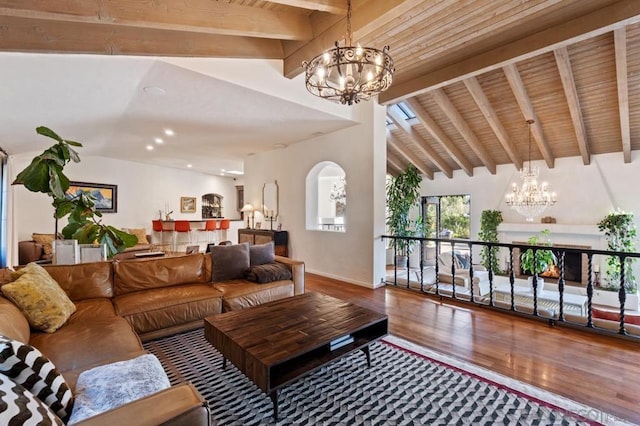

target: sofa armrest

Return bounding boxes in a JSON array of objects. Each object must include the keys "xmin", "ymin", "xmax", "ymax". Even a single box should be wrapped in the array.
[
  {"xmin": 275, "ymin": 256, "xmax": 305, "ymax": 295},
  {"xmin": 18, "ymin": 240, "xmax": 44, "ymax": 265},
  {"xmin": 74, "ymin": 383, "xmax": 210, "ymax": 426}
]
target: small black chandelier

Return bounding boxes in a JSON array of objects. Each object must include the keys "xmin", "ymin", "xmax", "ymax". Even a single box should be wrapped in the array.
[{"xmin": 302, "ymin": 0, "xmax": 395, "ymax": 105}]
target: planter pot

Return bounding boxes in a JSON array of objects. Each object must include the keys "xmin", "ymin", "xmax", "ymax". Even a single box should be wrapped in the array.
[
  {"xmin": 395, "ymin": 255, "xmax": 408, "ymax": 268},
  {"xmin": 527, "ymin": 276, "xmax": 544, "ymax": 293}
]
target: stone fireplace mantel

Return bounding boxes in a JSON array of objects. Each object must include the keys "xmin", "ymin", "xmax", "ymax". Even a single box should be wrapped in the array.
[{"xmin": 498, "ymin": 223, "xmax": 601, "ymax": 236}]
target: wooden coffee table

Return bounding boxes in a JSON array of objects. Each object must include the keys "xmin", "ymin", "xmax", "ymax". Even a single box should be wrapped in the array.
[{"xmin": 204, "ymin": 292, "xmax": 388, "ymax": 420}]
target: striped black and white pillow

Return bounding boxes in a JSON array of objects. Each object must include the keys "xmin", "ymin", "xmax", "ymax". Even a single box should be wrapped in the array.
[
  {"xmin": 0, "ymin": 336, "xmax": 73, "ymax": 421},
  {"xmin": 0, "ymin": 374, "xmax": 63, "ymax": 425}
]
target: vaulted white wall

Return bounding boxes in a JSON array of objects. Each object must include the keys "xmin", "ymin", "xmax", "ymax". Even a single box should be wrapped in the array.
[
  {"xmin": 244, "ymin": 101, "xmax": 387, "ymax": 288},
  {"xmin": 8, "ymin": 153, "xmax": 241, "ymax": 265},
  {"xmin": 424, "ymin": 151, "xmax": 640, "ymax": 241}
]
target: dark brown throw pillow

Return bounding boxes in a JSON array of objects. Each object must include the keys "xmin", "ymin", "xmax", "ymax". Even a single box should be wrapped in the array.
[
  {"xmin": 210, "ymin": 243, "xmax": 250, "ymax": 282},
  {"xmin": 249, "ymin": 242, "xmax": 275, "ymax": 266},
  {"xmin": 245, "ymin": 263, "xmax": 292, "ymax": 284}
]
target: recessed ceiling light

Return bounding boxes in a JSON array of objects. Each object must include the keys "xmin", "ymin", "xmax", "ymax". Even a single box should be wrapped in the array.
[
  {"xmin": 154, "ymin": 137, "xmax": 164, "ymax": 144},
  {"xmin": 146, "ymin": 145, "xmax": 154, "ymax": 151},
  {"xmin": 164, "ymin": 129, "xmax": 174, "ymax": 136},
  {"xmin": 143, "ymin": 86, "xmax": 166, "ymax": 95},
  {"xmin": 226, "ymin": 170, "xmax": 244, "ymax": 175},
  {"xmin": 187, "ymin": 164, "xmax": 192, "ymax": 168}
]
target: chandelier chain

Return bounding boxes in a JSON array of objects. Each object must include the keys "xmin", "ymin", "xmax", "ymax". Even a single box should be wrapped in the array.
[{"xmin": 346, "ymin": 0, "xmax": 352, "ymax": 46}]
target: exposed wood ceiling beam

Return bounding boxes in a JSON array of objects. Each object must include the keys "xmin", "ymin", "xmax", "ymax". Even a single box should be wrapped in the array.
[
  {"xmin": 387, "ymin": 133, "xmax": 434, "ymax": 180},
  {"xmin": 430, "ymin": 89, "xmax": 497, "ymax": 174},
  {"xmin": 0, "ymin": 17, "xmax": 284, "ymax": 58},
  {"xmin": 502, "ymin": 64, "xmax": 555, "ymax": 169},
  {"xmin": 387, "ymin": 149, "xmax": 407, "ymax": 173},
  {"xmin": 405, "ymin": 98, "xmax": 474, "ymax": 177},
  {"xmin": 387, "ymin": 108, "xmax": 453, "ymax": 178},
  {"xmin": 463, "ymin": 77, "xmax": 523, "ymax": 170},
  {"xmin": 386, "ymin": 164, "xmax": 401, "ymax": 177},
  {"xmin": 379, "ymin": 0, "xmax": 640, "ymax": 104},
  {"xmin": 283, "ymin": 0, "xmax": 424, "ymax": 78},
  {"xmin": 265, "ymin": 0, "xmax": 347, "ymax": 14},
  {"xmin": 614, "ymin": 27, "xmax": 631, "ymax": 163},
  {"xmin": 553, "ymin": 47, "xmax": 590, "ymax": 165},
  {"xmin": 0, "ymin": 1, "xmax": 312, "ymax": 40}
]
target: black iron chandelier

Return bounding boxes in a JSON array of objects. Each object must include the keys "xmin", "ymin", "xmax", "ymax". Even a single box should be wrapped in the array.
[{"xmin": 302, "ymin": 0, "xmax": 395, "ymax": 105}]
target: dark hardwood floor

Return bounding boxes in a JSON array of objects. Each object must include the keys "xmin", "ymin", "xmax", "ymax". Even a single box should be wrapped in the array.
[{"xmin": 305, "ymin": 273, "xmax": 640, "ymax": 424}]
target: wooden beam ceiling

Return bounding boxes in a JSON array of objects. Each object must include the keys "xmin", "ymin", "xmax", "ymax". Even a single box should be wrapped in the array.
[
  {"xmin": 502, "ymin": 63, "xmax": 555, "ymax": 169},
  {"xmin": 554, "ymin": 47, "xmax": 590, "ymax": 165},
  {"xmin": 265, "ymin": 0, "xmax": 347, "ymax": 14},
  {"xmin": 463, "ymin": 77, "xmax": 523, "ymax": 170},
  {"xmin": 0, "ymin": 1, "xmax": 313, "ymax": 40},
  {"xmin": 430, "ymin": 88, "xmax": 497, "ymax": 174},
  {"xmin": 615, "ymin": 27, "xmax": 632, "ymax": 163},
  {"xmin": 379, "ymin": 0, "xmax": 640, "ymax": 104},
  {"xmin": 387, "ymin": 133, "xmax": 434, "ymax": 180},
  {"xmin": 388, "ymin": 107, "xmax": 453, "ymax": 178}
]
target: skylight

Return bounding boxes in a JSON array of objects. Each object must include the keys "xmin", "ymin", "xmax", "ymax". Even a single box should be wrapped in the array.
[{"xmin": 396, "ymin": 102, "xmax": 416, "ymax": 120}]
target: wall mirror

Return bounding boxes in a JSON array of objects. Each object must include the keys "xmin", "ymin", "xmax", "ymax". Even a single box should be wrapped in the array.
[{"xmin": 262, "ymin": 181, "xmax": 279, "ymax": 219}]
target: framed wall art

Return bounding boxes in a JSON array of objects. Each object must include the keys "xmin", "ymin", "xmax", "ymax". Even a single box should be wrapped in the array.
[
  {"xmin": 67, "ymin": 181, "xmax": 117, "ymax": 213},
  {"xmin": 181, "ymin": 197, "xmax": 197, "ymax": 213}
]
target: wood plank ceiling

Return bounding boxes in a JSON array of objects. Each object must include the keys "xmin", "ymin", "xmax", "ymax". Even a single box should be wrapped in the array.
[{"xmin": 1, "ymin": 0, "xmax": 639, "ymax": 179}]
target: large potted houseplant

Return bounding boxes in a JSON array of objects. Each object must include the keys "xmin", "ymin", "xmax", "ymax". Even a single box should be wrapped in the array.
[
  {"xmin": 479, "ymin": 210, "xmax": 503, "ymax": 274},
  {"xmin": 520, "ymin": 229, "xmax": 556, "ymax": 293},
  {"xmin": 386, "ymin": 164, "xmax": 424, "ymax": 267},
  {"xmin": 596, "ymin": 209, "xmax": 638, "ymax": 310},
  {"xmin": 13, "ymin": 126, "xmax": 137, "ymax": 258}
]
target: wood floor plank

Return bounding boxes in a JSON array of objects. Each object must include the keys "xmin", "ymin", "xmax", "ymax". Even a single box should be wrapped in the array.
[{"xmin": 305, "ymin": 273, "xmax": 640, "ymax": 424}]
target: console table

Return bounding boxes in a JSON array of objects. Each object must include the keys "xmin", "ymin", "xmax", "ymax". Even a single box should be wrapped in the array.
[{"xmin": 238, "ymin": 229, "xmax": 288, "ymax": 257}]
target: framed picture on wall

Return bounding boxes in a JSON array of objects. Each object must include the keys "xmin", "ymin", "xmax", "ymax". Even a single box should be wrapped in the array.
[
  {"xmin": 67, "ymin": 182, "xmax": 117, "ymax": 213},
  {"xmin": 181, "ymin": 197, "xmax": 197, "ymax": 213}
]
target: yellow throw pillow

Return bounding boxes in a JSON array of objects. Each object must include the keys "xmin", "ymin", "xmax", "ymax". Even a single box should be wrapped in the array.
[
  {"xmin": 2, "ymin": 263, "xmax": 76, "ymax": 333},
  {"xmin": 126, "ymin": 228, "xmax": 148, "ymax": 245},
  {"xmin": 32, "ymin": 233, "xmax": 55, "ymax": 256}
]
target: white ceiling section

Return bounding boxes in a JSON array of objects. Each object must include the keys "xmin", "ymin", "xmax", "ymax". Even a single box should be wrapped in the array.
[{"xmin": 0, "ymin": 53, "xmax": 356, "ymax": 176}]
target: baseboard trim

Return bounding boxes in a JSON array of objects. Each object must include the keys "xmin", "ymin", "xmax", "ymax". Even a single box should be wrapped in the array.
[{"xmin": 305, "ymin": 269, "xmax": 379, "ymax": 289}]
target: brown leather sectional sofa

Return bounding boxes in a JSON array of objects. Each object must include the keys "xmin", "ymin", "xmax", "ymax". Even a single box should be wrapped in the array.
[{"xmin": 0, "ymin": 252, "xmax": 305, "ymax": 425}]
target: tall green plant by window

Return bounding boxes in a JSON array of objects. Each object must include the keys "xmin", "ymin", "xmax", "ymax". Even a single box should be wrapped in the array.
[
  {"xmin": 597, "ymin": 209, "xmax": 637, "ymax": 293},
  {"xmin": 13, "ymin": 126, "xmax": 137, "ymax": 258},
  {"xmin": 479, "ymin": 210, "xmax": 503, "ymax": 274},
  {"xmin": 386, "ymin": 164, "xmax": 424, "ymax": 258}
]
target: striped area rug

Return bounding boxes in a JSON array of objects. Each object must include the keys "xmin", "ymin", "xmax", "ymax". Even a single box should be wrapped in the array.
[{"xmin": 144, "ymin": 329, "xmax": 628, "ymax": 425}]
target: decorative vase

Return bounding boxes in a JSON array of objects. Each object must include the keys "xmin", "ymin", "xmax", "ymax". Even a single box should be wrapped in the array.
[{"xmin": 527, "ymin": 276, "xmax": 544, "ymax": 293}]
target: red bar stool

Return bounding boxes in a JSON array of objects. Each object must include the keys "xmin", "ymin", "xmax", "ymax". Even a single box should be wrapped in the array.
[
  {"xmin": 197, "ymin": 219, "xmax": 218, "ymax": 244},
  {"xmin": 218, "ymin": 219, "xmax": 230, "ymax": 242},
  {"xmin": 173, "ymin": 220, "xmax": 192, "ymax": 252},
  {"xmin": 151, "ymin": 220, "xmax": 174, "ymax": 251}
]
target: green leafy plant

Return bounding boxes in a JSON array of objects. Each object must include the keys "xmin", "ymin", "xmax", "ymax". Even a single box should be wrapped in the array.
[
  {"xmin": 520, "ymin": 229, "xmax": 556, "ymax": 276},
  {"xmin": 597, "ymin": 209, "xmax": 637, "ymax": 293},
  {"xmin": 479, "ymin": 210, "xmax": 503, "ymax": 274},
  {"xmin": 13, "ymin": 126, "xmax": 137, "ymax": 258},
  {"xmin": 386, "ymin": 165, "xmax": 425, "ymax": 262}
]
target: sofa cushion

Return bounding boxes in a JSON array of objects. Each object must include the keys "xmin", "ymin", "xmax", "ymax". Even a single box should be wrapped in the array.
[
  {"xmin": 0, "ymin": 297, "xmax": 31, "ymax": 344},
  {"xmin": 592, "ymin": 307, "xmax": 640, "ymax": 325},
  {"xmin": 2, "ymin": 264, "xmax": 76, "ymax": 333},
  {"xmin": 114, "ymin": 253, "xmax": 211, "ymax": 295},
  {"xmin": 249, "ymin": 242, "xmax": 275, "ymax": 266},
  {"xmin": 211, "ymin": 243, "xmax": 250, "ymax": 282},
  {"xmin": 43, "ymin": 261, "xmax": 114, "ymax": 301},
  {"xmin": 32, "ymin": 233, "xmax": 55, "ymax": 256},
  {"xmin": 245, "ymin": 263, "xmax": 292, "ymax": 284},
  {"xmin": 213, "ymin": 280, "xmax": 294, "ymax": 311},
  {"xmin": 0, "ymin": 374, "xmax": 64, "ymax": 425},
  {"xmin": 0, "ymin": 335, "xmax": 73, "ymax": 420},
  {"xmin": 68, "ymin": 354, "xmax": 170, "ymax": 425},
  {"xmin": 125, "ymin": 228, "xmax": 148, "ymax": 245},
  {"xmin": 30, "ymin": 299, "xmax": 143, "ymax": 376},
  {"xmin": 114, "ymin": 284, "xmax": 223, "ymax": 336}
]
